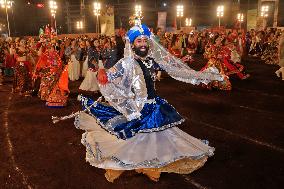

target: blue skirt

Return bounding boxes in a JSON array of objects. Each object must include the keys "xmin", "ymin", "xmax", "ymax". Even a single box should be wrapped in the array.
[{"xmin": 80, "ymin": 96, "xmax": 184, "ymax": 140}]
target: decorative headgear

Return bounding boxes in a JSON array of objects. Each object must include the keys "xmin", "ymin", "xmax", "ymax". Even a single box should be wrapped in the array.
[{"xmin": 127, "ymin": 24, "xmax": 151, "ymax": 43}]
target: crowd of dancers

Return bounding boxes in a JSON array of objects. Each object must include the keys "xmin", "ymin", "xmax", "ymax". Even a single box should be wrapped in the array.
[
  {"xmin": 0, "ymin": 23, "xmax": 283, "ymax": 182},
  {"xmin": 0, "ymin": 27, "xmax": 283, "ymax": 104},
  {"xmin": 0, "ymin": 31, "xmax": 125, "ymax": 106}
]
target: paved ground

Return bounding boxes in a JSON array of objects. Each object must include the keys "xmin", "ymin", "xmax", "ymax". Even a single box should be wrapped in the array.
[{"xmin": 0, "ymin": 56, "xmax": 284, "ymax": 189}]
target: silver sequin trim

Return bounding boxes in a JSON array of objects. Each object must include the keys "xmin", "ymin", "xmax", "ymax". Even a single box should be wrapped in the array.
[{"xmin": 81, "ymin": 133, "xmax": 214, "ymax": 169}]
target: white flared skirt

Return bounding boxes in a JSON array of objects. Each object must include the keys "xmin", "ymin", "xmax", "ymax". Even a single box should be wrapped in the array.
[
  {"xmin": 75, "ymin": 112, "xmax": 214, "ymax": 171},
  {"xmin": 81, "ymin": 56, "xmax": 88, "ymax": 77},
  {"xmin": 79, "ymin": 69, "xmax": 99, "ymax": 92},
  {"xmin": 68, "ymin": 55, "xmax": 80, "ymax": 81}
]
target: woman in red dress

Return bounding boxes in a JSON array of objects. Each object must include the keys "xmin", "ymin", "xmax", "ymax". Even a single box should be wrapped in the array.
[
  {"xmin": 34, "ymin": 44, "xmax": 69, "ymax": 107},
  {"xmin": 13, "ymin": 39, "xmax": 33, "ymax": 96},
  {"xmin": 202, "ymin": 37, "xmax": 232, "ymax": 90}
]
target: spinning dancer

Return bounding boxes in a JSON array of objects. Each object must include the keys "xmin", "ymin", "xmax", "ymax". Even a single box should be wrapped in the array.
[{"xmin": 54, "ymin": 23, "xmax": 223, "ymax": 182}]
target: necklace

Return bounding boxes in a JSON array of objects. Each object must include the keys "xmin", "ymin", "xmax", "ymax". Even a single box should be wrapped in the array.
[{"xmin": 142, "ymin": 59, "xmax": 153, "ymax": 69}]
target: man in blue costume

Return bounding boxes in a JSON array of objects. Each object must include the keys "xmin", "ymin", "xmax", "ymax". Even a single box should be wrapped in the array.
[{"xmin": 60, "ymin": 23, "xmax": 223, "ymax": 182}]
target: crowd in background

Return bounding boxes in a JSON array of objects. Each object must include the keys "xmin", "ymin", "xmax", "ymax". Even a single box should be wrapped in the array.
[{"xmin": 0, "ymin": 26, "xmax": 283, "ymax": 105}]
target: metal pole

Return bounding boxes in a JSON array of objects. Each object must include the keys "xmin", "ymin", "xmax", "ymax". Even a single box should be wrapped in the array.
[
  {"xmin": 11, "ymin": 4, "xmax": 15, "ymax": 36},
  {"xmin": 96, "ymin": 15, "xmax": 98, "ymax": 33},
  {"xmin": 50, "ymin": 15, "xmax": 53, "ymax": 30},
  {"xmin": 98, "ymin": 15, "xmax": 99, "ymax": 33},
  {"xmin": 5, "ymin": 4, "xmax": 10, "ymax": 37},
  {"xmin": 218, "ymin": 17, "xmax": 220, "ymax": 28},
  {"xmin": 54, "ymin": 16, "xmax": 57, "ymax": 34}
]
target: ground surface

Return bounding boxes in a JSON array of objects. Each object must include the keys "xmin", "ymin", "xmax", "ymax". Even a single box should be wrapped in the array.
[{"xmin": 0, "ymin": 56, "xmax": 284, "ymax": 189}]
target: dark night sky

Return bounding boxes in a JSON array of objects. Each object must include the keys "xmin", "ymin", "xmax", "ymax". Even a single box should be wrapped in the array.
[{"xmin": 1, "ymin": 0, "xmax": 283, "ymax": 36}]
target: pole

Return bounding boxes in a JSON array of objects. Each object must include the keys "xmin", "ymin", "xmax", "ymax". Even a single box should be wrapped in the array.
[
  {"xmin": 218, "ymin": 17, "xmax": 220, "ymax": 28},
  {"xmin": 96, "ymin": 15, "xmax": 98, "ymax": 33},
  {"xmin": 5, "ymin": 5, "xmax": 10, "ymax": 37},
  {"xmin": 54, "ymin": 16, "xmax": 57, "ymax": 34},
  {"xmin": 97, "ymin": 15, "xmax": 100, "ymax": 34},
  {"xmin": 11, "ymin": 4, "xmax": 15, "ymax": 36},
  {"xmin": 50, "ymin": 15, "xmax": 53, "ymax": 30}
]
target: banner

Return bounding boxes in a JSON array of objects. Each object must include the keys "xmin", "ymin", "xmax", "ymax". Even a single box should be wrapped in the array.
[
  {"xmin": 100, "ymin": 5, "xmax": 115, "ymax": 36},
  {"xmin": 157, "ymin": 12, "xmax": 167, "ymax": 31},
  {"xmin": 247, "ymin": 9, "xmax": 257, "ymax": 30}
]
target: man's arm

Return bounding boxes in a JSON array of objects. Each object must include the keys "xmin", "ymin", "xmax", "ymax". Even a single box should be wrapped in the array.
[{"xmin": 97, "ymin": 62, "xmax": 124, "ymax": 85}]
